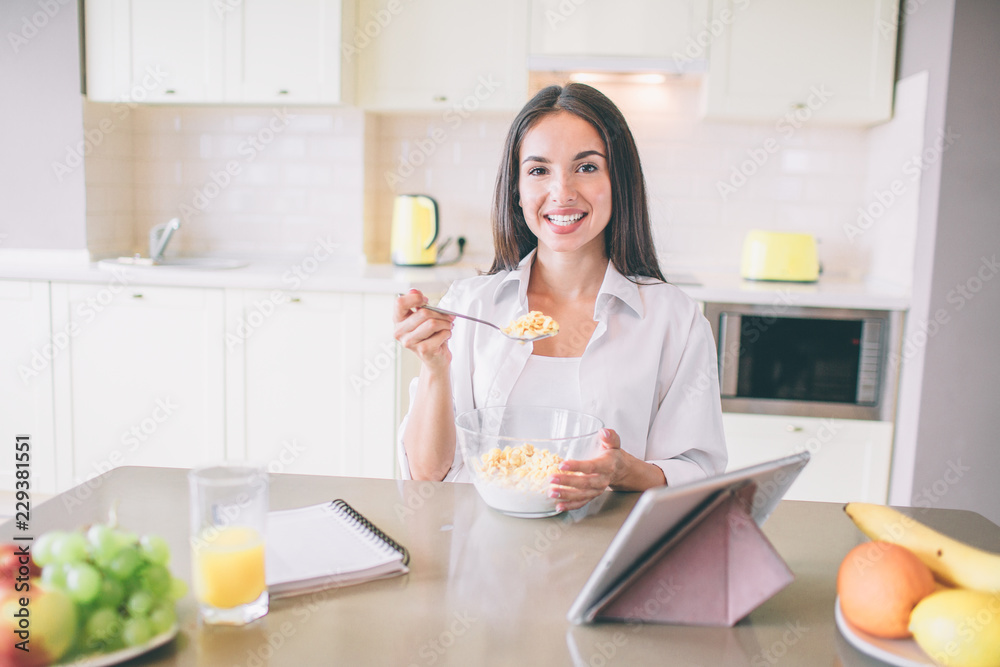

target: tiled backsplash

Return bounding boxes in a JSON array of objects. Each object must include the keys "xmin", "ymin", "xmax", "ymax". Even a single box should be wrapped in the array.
[
  {"xmin": 86, "ymin": 103, "xmax": 367, "ymax": 261},
  {"xmin": 83, "ymin": 100, "xmax": 134, "ymax": 259},
  {"xmin": 87, "ymin": 76, "xmax": 922, "ymax": 278}
]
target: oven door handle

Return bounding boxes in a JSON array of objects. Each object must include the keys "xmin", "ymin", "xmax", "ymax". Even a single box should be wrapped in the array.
[{"xmin": 718, "ymin": 313, "xmax": 741, "ymax": 397}]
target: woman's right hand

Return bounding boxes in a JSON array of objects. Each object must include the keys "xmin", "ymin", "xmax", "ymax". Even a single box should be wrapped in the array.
[{"xmin": 393, "ymin": 289, "xmax": 455, "ymax": 372}]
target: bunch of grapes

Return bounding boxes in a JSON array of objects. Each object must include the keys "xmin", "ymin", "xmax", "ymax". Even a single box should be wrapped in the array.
[{"xmin": 32, "ymin": 524, "xmax": 186, "ymax": 657}]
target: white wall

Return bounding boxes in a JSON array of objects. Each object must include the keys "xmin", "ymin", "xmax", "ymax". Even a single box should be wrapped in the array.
[
  {"xmin": 909, "ymin": 0, "xmax": 1000, "ymax": 526},
  {"xmin": 0, "ymin": 0, "xmax": 86, "ymax": 252},
  {"xmin": 889, "ymin": 0, "xmax": 957, "ymax": 509},
  {"xmin": 858, "ymin": 72, "xmax": 928, "ymax": 290}
]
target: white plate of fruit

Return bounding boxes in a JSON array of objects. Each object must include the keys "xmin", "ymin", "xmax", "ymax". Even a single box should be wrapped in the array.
[
  {"xmin": 837, "ymin": 503, "xmax": 1000, "ymax": 667},
  {"xmin": 0, "ymin": 520, "xmax": 185, "ymax": 666}
]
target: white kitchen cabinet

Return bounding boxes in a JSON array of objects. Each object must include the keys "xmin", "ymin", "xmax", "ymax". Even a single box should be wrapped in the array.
[
  {"xmin": 85, "ymin": 0, "xmax": 226, "ymax": 103},
  {"xmin": 226, "ymin": 289, "xmax": 400, "ymax": 479},
  {"xmin": 0, "ymin": 282, "xmax": 56, "ymax": 494},
  {"xmin": 528, "ymin": 0, "xmax": 709, "ymax": 72},
  {"xmin": 702, "ymin": 0, "xmax": 899, "ymax": 125},
  {"xmin": 356, "ymin": 0, "xmax": 529, "ymax": 111},
  {"xmin": 86, "ymin": 0, "xmax": 354, "ymax": 105},
  {"xmin": 225, "ymin": 0, "xmax": 355, "ymax": 104},
  {"xmin": 723, "ymin": 413, "xmax": 893, "ymax": 503},
  {"xmin": 50, "ymin": 283, "xmax": 225, "ymax": 489},
  {"xmin": 130, "ymin": 0, "xmax": 227, "ymax": 103}
]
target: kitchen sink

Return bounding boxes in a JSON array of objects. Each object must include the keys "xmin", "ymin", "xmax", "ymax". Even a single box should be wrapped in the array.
[{"xmin": 98, "ymin": 257, "xmax": 249, "ymax": 271}]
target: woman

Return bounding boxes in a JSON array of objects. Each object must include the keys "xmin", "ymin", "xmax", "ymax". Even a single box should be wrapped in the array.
[{"xmin": 393, "ymin": 83, "xmax": 727, "ymax": 511}]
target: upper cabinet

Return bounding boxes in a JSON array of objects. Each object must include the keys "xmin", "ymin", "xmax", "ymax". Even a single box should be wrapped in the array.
[
  {"xmin": 528, "ymin": 0, "xmax": 710, "ymax": 73},
  {"xmin": 85, "ymin": 0, "xmax": 355, "ymax": 105},
  {"xmin": 128, "ymin": 0, "xmax": 226, "ymax": 103},
  {"xmin": 85, "ymin": 0, "xmax": 898, "ymax": 122},
  {"xmin": 355, "ymin": 0, "xmax": 529, "ymax": 112},
  {"xmin": 226, "ymin": 0, "xmax": 354, "ymax": 104},
  {"xmin": 701, "ymin": 0, "xmax": 899, "ymax": 125}
]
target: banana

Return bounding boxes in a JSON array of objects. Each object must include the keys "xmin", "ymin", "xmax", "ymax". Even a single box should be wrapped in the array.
[{"xmin": 843, "ymin": 502, "xmax": 1000, "ymax": 593}]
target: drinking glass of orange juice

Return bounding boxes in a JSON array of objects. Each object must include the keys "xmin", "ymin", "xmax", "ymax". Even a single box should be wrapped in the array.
[{"xmin": 189, "ymin": 463, "xmax": 269, "ymax": 625}]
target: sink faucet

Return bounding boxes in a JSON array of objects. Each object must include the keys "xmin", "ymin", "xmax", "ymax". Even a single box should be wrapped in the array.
[{"xmin": 149, "ymin": 218, "xmax": 181, "ymax": 262}]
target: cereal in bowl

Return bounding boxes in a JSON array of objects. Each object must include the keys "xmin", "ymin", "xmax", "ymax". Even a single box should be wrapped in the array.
[{"xmin": 479, "ymin": 443, "xmax": 563, "ymax": 485}]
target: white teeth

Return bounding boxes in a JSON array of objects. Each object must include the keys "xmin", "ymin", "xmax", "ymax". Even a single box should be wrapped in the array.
[{"xmin": 547, "ymin": 213, "xmax": 584, "ymax": 226}]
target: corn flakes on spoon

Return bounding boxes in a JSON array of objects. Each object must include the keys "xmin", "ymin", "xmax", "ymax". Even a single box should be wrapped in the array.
[{"xmin": 420, "ymin": 305, "xmax": 558, "ymax": 343}]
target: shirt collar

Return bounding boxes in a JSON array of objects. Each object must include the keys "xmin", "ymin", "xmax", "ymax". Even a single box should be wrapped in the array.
[
  {"xmin": 596, "ymin": 260, "xmax": 644, "ymax": 319},
  {"xmin": 493, "ymin": 248, "xmax": 645, "ymax": 319}
]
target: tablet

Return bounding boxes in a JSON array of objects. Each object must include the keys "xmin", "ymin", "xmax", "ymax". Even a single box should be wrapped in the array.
[{"xmin": 566, "ymin": 451, "xmax": 810, "ymax": 625}]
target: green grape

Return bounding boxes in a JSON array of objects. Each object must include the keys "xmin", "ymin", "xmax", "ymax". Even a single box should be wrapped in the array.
[
  {"xmin": 139, "ymin": 564, "xmax": 171, "ymax": 599},
  {"xmin": 52, "ymin": 532, "xmax": 88, "ymax": 564},
  {"xmin": 116, "ymin": 531, "xmax": 139, "ymax": 549},
  {"xmin": 40, "ymin": 562, "xmax": 69, "ymax": 591},
  {"xmin": 148, "ymin": 603, "xmax": 177, "ymax": 634},
  {"xmin": 87, "ymin": 524, "xmax": 121, "ymax": 565},
  {"xmin": 139, "ymin": 535, "xmax": 170, "ymax": 566},
  {"xmin": 121, "ymin": 617, "xmax": 153, "ymax": 647},
  {"xmin": 32, "ymin": 531, "xmax": 63, "ymax": 567},
  {"xmin": 97, "ymin": 576, "xmax": 125, "ymax": 609},
  {"xmin": 169, "ymin": 577, "xmax": 188, "ymax": 601},
  {"xmin": 126, "ymin": 590, "xmax": 154, "ymax": 617},
  {"xmin": 65, "ymin": 562, "xmax": 102, "ymax": 603},
  {"xmin": 107, "ymin": 546, "xmax": 141, "ymax": 580},
  {"xmin": 84, "ymin": 606, "xmax": 121, "ymax": 643}
]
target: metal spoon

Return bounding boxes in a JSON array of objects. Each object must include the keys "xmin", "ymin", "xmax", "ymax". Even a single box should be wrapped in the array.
[{"xmin": 420, "ymin": 304, "xmax": 558, "ymax": 343}]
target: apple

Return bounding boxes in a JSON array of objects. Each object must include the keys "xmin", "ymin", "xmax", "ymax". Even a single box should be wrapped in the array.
[
  {"xmin": 0, "ymin": 544, "xmax": 40, "ymax": 585},
  {"xmin": 0, "ymin": 581, "xmax": 77, "ymax": 667}
]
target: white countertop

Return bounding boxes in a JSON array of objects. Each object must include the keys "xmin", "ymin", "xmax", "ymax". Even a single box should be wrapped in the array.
[
  {"xmin": 0, "ymin": 255, "xmax": 910, "ymax": 310},
  {"xmin": 0, "ymin": 256, "xmax": 476, "ymax": 295},
  {"xmin": 673, "ymin": 271, "xmax": 911, "ymax": 311}
]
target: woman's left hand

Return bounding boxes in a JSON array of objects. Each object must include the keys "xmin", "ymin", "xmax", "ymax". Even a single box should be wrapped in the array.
[{"xmin": 548, "ymin": 428, "xmax": 626, "ymax": 512}]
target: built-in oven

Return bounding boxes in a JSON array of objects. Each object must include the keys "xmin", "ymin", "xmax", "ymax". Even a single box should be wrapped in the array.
[{"xmin": 703, "ymin": 302, "xmax": 903, "ymax": 421}]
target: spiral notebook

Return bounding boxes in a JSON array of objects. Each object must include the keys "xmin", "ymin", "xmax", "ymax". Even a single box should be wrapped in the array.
[{"xmin": 265, "ymin": 499, "xmax": 410, "ymax": 599}]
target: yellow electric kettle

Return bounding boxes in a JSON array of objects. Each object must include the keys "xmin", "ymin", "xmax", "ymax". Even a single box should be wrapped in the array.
[{"xmin": 391, "ymin": 194, "xmax": 439, "ymax": 266}]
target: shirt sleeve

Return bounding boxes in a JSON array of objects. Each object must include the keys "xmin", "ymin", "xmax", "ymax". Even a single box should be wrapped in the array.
[
  {"xmin": 645, "ymin": 309, "xmax": 729, "ymax": 486},
  {"xmin": 396, "ymin": 376, "xmax": 465, "ymax": 481}
]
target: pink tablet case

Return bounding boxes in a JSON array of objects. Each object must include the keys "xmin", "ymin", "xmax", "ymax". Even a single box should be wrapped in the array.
[{"xmin": 592, "ymin": 490, "xmax": 794, "ymax": 627}]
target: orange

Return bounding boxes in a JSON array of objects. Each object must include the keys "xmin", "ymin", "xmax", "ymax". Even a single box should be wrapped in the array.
[{"xmin": 837, "ymin": 541, "xmax": 936, "ymax": 638}]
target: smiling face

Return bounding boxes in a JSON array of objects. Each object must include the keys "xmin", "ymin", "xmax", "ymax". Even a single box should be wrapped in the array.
[{"xmin": 517, "ymin": 112, "xmax": 612, "ymax": 260}]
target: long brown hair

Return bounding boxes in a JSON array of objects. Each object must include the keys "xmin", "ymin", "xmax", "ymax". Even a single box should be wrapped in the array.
[{"xmin": 489, "ymin": 83, "xmax": 664, "ymax": 282}]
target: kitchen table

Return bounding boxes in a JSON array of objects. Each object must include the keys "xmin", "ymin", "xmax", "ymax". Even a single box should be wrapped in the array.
[{"xmin": 5, "ymin": 466, "xmax": 999, "ymax": 666}]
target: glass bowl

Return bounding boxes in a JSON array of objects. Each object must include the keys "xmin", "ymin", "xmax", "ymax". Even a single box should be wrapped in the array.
[{"xmin": 455, "ymin": 406, "xmax": 604, "ymax": 518}]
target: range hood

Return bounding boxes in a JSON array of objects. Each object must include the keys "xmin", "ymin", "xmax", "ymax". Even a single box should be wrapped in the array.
[{"xmin": 527, "ymin": 54, "xmax": 707, "ymax": 76}]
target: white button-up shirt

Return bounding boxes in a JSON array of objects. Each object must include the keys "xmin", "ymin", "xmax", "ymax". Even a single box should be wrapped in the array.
[{"xmin": 398, "ymin": 250, "xmax": 728, "ymax": 486}]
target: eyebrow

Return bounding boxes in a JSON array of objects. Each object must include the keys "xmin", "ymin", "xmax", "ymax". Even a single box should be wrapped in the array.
[{"xmin": 521, "ymin": 150, "xmax": 606, "ymax": 164}]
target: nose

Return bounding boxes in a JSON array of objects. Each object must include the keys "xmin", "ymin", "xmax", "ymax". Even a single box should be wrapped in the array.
[{"xmin": 549, "ymin": 171, "xmax": 576, "ymax": 204}]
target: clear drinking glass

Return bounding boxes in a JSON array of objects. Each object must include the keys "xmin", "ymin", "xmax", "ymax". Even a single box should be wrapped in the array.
[{"xmin": 188, "ymin": 464, "xmax": 269, "ymax": 625}]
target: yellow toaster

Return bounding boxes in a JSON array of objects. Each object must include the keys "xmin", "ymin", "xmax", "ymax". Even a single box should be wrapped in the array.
[{"xmin": 740, "ymin": 230, "xmax": 819, "ymax": 282}]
